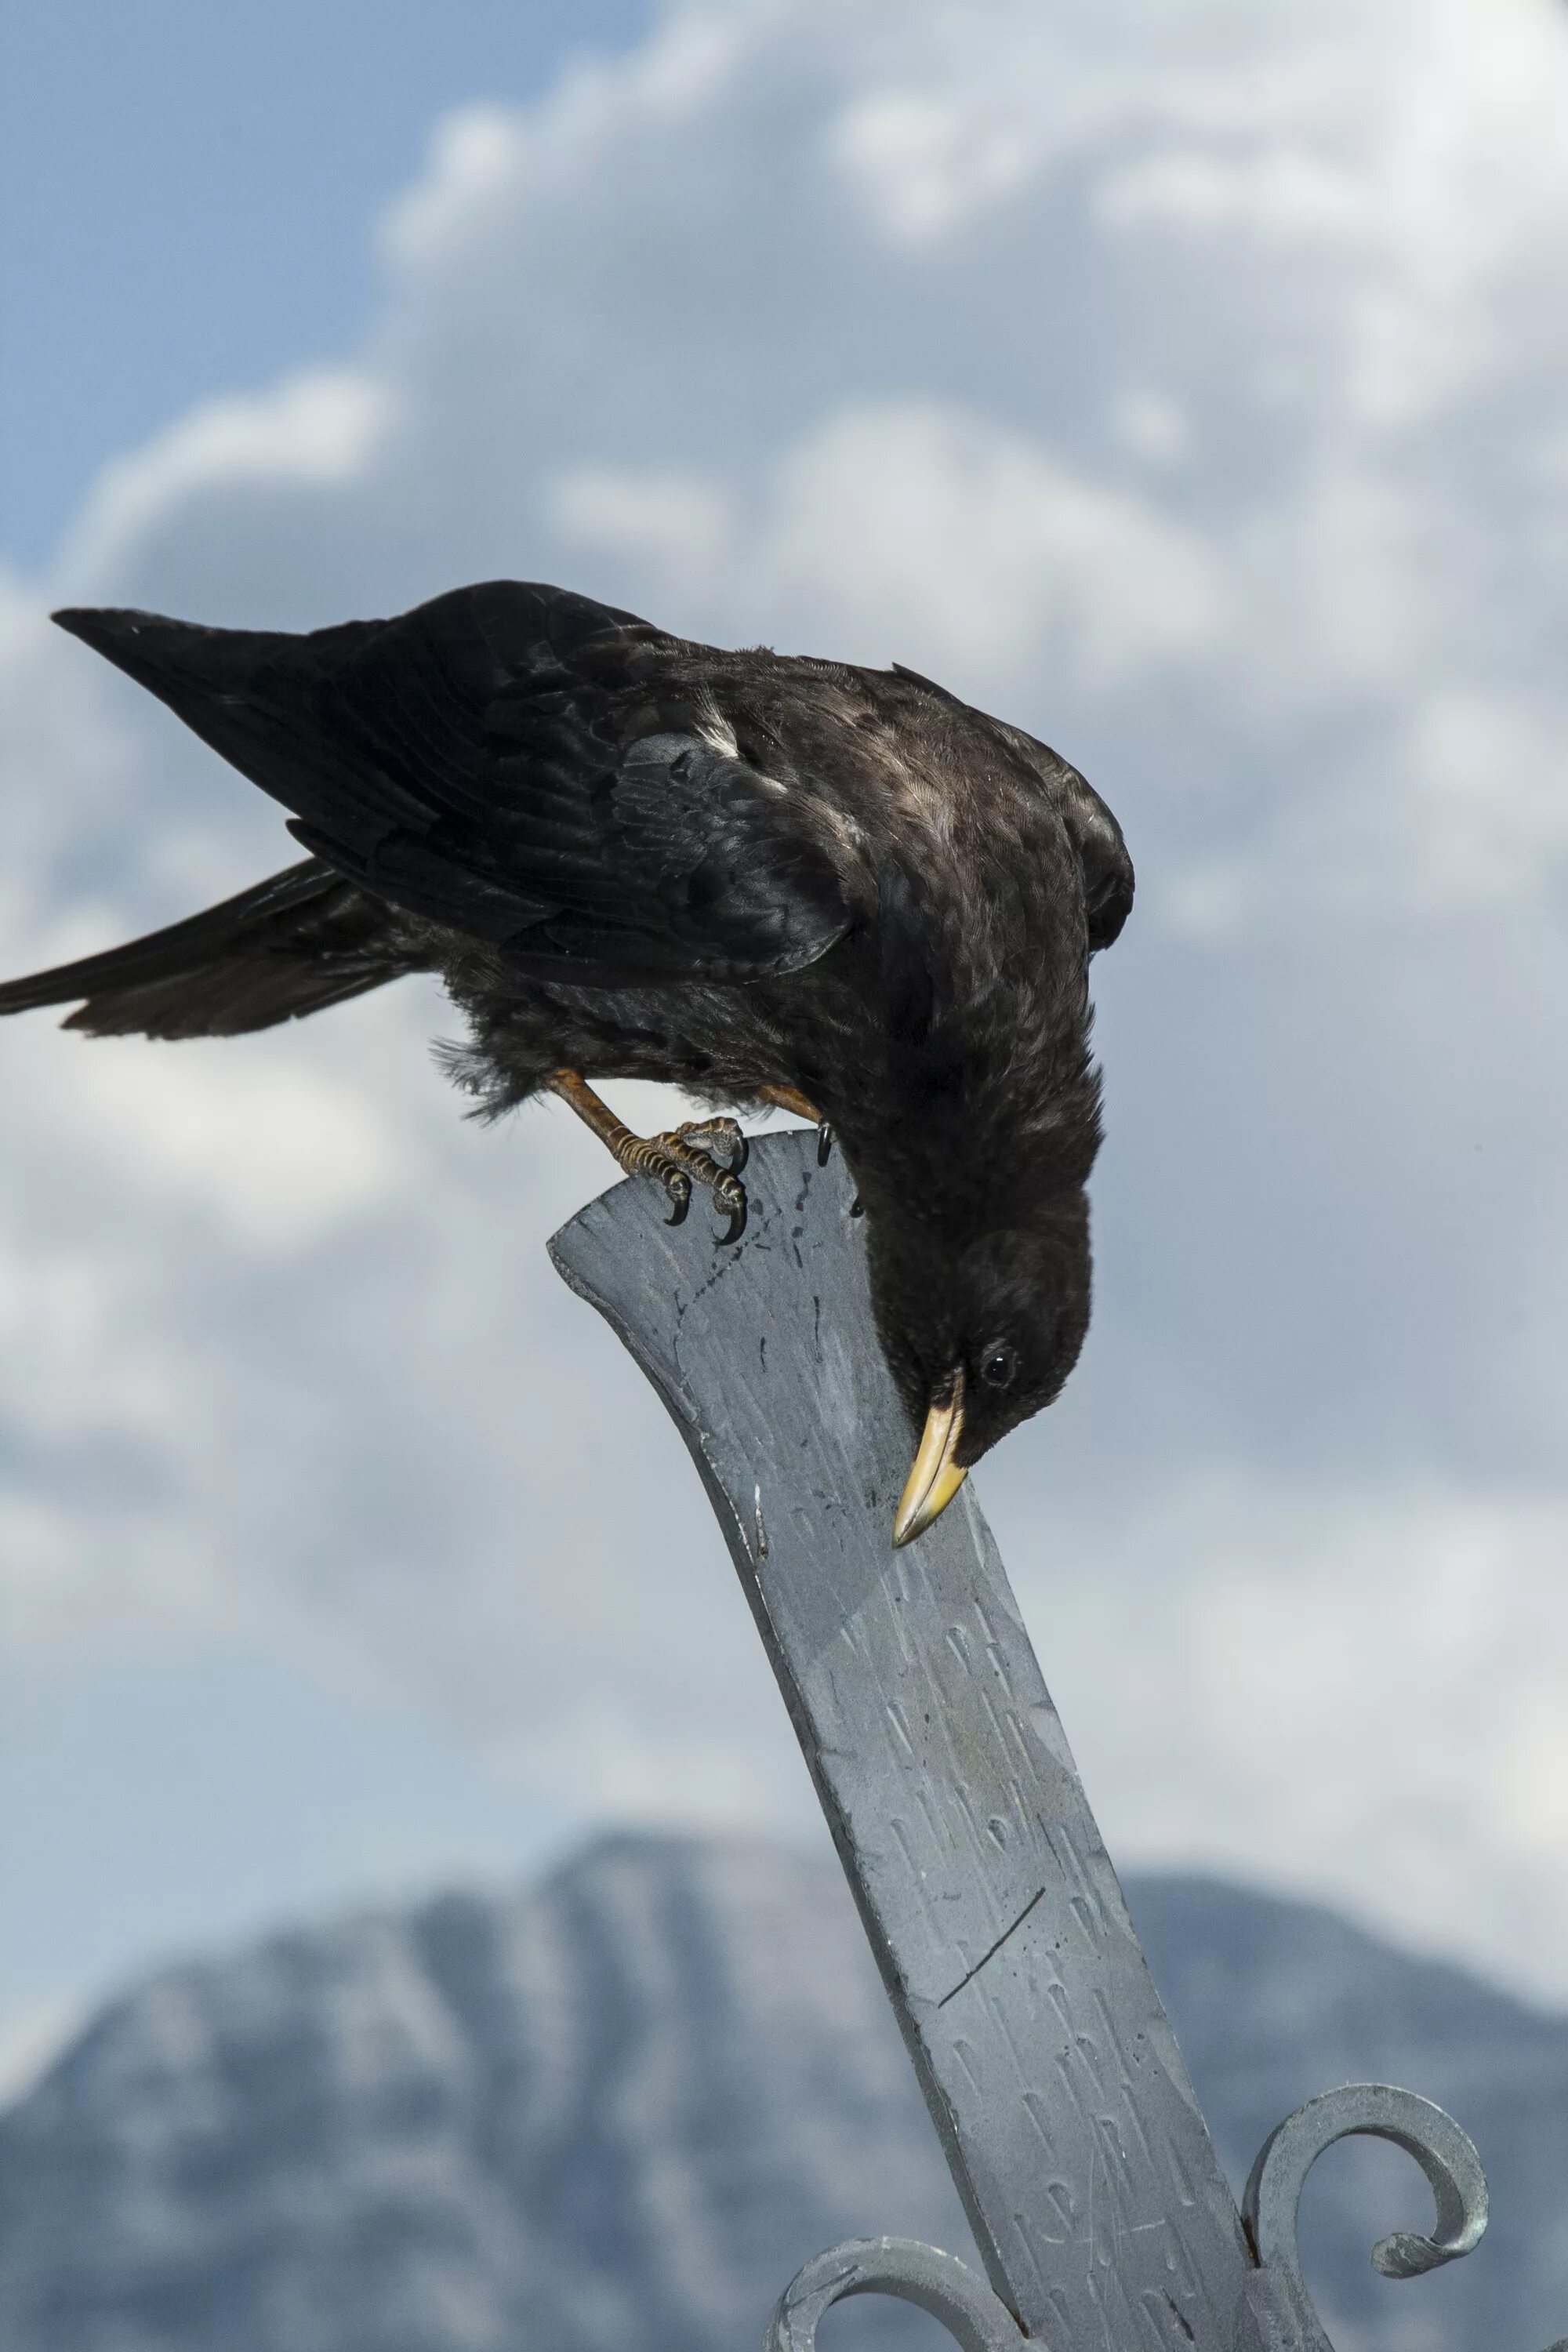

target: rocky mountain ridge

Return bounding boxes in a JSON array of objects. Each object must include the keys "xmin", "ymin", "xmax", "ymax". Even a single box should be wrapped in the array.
[{"xmin": 2, "ymin": 1831, "xmax": 1566, "ymax": 2350}]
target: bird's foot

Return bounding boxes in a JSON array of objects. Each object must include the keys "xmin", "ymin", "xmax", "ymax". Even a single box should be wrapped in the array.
[
  {"xmin": 648, "ymin": 1120, "xmax": 750, "ymax": 1243},
  {"xmin": 609, "ymin": 1131, "xmax": 695, "ymax": 1227},
  {"xmin": 543, "ymin": 1073, "xmax": 749, "ymax": 1243},
  {"xmin": 664, "ymin": 1116, "xmax": 749, "ymax": 1175}
]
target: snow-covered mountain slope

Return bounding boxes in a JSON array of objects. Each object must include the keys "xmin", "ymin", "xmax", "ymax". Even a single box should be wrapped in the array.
[{"xmin": 2, "ymin": 1833, "xmax": 1565, "ymax": 2351}]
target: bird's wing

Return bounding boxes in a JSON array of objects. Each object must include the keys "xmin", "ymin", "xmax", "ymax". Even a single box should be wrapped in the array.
[
  {"xmin": 890, "ymin": 665, "xmax": 1135, "ymax": 953},
  {"xmin": 979, "ymin": 718, "xmax": 1134, "ymax": 953},
  {"xmin": 54, "ymin": 584, "xmax": 855, "ymax": 986},
  {"xmin": 0, "ymin": 858, "xmax": 424, "ymax": 1037}
]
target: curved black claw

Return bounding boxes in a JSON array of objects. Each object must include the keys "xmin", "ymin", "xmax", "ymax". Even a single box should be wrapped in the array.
[
  {"xmin": 663, "ymin": 1173, "xmax": 692, "ymax": 1226},
  {"xmin": 816, "ymin": 1121, "xmax": 833, "ymax": 1167},
  {"xmin": 652, "ymin": 1127, "xmax": 750, "ymax": 1240},
  {"xmin": 716, "ymin": 1192, "xmax": 748, "ymax": 1247},
  {"xmin": 728, "ymin": 1129, "xmax": 750, "ymax": 1174}
]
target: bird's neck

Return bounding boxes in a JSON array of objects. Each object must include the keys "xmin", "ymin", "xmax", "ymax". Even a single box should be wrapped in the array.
[
  {"xmin": 796, "ymin": 837, "xmax": 1102, "ymax": 1223},
  {"xmin": 830, "ymin": 965, "xmax": 1102, "ymax": 1234}
]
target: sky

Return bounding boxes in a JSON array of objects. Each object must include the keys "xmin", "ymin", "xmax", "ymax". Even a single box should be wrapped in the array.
[
  {"xmin": 3, "ymin": 0, "xmax": 1568, "ymax": 2094},
  {"xmin": 0, "ymin": 0, "xmax": 648, "ymax": 565}
]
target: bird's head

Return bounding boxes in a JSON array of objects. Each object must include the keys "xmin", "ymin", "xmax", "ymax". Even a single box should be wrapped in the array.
[{"xmin": 866, "ymin": 1194, "xmax": 1091, "ymax": 1547}]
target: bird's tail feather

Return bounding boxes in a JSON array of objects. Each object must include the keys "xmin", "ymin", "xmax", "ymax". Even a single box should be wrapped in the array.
[{"xmin": 0, "ymin": 858, "xmax": 427, "ymax": 1040}]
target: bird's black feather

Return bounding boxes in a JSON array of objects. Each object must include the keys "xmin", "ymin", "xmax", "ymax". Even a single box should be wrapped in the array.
[
  {"xmin": 20, "ymin": 579, "xmax": 1138, "ymax": 1475},
  {"xmin": 0, "ymin": 858, "xmax": 423, "ymax": 1038},
  {"xmin": 53, "ymin": 584, "xmax": 854, "ymax": 985},
  {"xmin": 891, "ymin": 661, "xmax": 1133, "ymax": 953}
]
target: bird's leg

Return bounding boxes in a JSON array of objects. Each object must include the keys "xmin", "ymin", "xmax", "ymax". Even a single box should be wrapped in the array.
[
  {"xmin": 757, "ymin": 1083, "xmax": 820, "ymax": 1121},
  {"xmin": 545, "ymin": 1071, "xmax": 749, "ymax": 1243},
  {"xmin": 757, "ymin": 1083, "xmax": 834, "ymax": 1167},
  {"xmin": 546, "ymin": 1071, "xmax": 691, "ymax": 1223}
]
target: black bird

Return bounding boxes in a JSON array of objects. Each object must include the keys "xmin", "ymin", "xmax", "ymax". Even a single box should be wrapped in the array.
[{"xmin": 1, "ymin": 582, "xmax": 1133, "ymax": 1544}]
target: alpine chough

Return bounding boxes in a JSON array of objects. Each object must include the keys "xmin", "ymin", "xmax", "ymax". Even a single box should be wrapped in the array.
[{"xmin": 1, "ymin": 582, "xmax": 1134, "ymax": 1544}]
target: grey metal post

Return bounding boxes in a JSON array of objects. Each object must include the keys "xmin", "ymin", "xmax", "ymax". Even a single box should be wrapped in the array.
[{"xmin": 550, "ymin": 1130, "xmax": 1501, "ymax": 2352}]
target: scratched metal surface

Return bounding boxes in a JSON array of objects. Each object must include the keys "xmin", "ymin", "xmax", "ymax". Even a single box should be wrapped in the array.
[{"xmin": 550, "ymin": 1129, "xmax": 1257, "ymax": 2349}]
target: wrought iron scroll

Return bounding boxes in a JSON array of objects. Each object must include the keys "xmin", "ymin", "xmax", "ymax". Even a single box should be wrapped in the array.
[
  {"xmin": 1237, "ymin": 2085, "xmax": 1488, "ymax": 2352},
  {"xmin": 549, "ymin": 1129, "xmax": 1522, "ymax": 2352},
  {"xmin": 1246, "ymin": 2084, "xmax": 1488, "ymax": 2289},
  {"xmin": 766, "ymin": 2238, "xmax": 1023, "ymax": 2352}
]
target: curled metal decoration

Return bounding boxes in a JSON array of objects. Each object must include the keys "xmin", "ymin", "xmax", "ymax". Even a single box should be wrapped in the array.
[
  {"xmin": 1243, "ymin": 2082, "xmax": 1487, "ymax": 2347},
  {"xmin": 766, "ymin": 2237, "xmax": 1025, "ymax": 2352}
]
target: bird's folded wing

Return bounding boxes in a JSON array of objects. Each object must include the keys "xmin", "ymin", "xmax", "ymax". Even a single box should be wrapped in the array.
[
  {"xmin": 53, "ymin": 583, "xmax": 854, "ymax": 986},
  {"xmin": 890, "ymin": 664, "xmax": 1134, "ymax": 953},
  {"xmin": 991, "ymin": 724, "xmax": 1134, "ymax": 953}
]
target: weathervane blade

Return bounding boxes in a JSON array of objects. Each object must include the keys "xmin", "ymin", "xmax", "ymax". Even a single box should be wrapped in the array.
[
  {"xmin": 552, "ymin": 1129, "xmax": 1254, "ymax": 2345},
  {"xmin": 552, "ymin": 1127, "xmax": 1519, "ymax": 2352}
]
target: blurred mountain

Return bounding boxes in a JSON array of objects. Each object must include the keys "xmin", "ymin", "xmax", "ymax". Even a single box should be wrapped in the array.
[{"xmin": 2, "ymin": 1831, "xmax": 1565, "ymax": 2352}]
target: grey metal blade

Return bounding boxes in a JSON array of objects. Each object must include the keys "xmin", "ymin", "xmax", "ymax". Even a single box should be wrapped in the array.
[{"xmin": 550, "ymin": 1128, "xmax": 1256, "ymax": 2349}]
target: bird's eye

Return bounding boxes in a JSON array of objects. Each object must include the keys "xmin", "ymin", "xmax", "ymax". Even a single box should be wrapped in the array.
[{"xmin": 979, "ymin": 1341, "xmax": 1019, "ymax": 1390}]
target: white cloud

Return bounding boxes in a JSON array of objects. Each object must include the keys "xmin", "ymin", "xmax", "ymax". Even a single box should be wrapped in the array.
[
  {"xmin": 5, "ymin": 0, "xmax": 1568, "ymax": 2022},
  {"xmin": 379, "ymin": 105, "xmax": 525, "ymax": 270},
  {"xmin": 1400, "ymin": 690, "xmax": 1568, "ymax": 904},
  {"xmin": 58, "ymin": 371, "xmax": 390, "ymax": 595},
  {"xmin": 1111, "ymin": 390, "xmax": 1192, "ymax": 469},
  {"xmin": 550, "ymin": 399, "xmax": 1230, "ymax": 683},
  {"xmin": 992, "ymin": 1474, "xmax": 1568, "ymax": 2001},
  {"xmin": 550, "ymin": 463, "xmax": 735, "ymax": 579},
  {"xmin": 28, "ymin": 1027, "xmax": 419, "ymax": 1250}
]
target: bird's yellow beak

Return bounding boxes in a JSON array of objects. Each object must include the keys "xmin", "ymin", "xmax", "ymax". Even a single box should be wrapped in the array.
[{"xmin": 892, "ymin": 1368, "xmax": 967, "ymax": 1547}]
